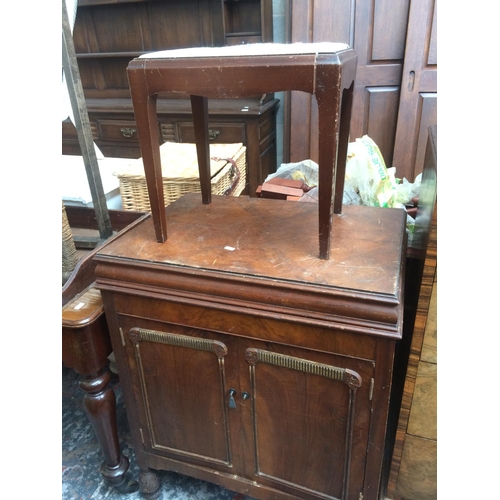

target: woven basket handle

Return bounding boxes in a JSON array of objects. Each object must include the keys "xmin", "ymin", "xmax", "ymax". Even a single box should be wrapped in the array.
[{"xmin": 211, "ymin": 157, "xmax": 240, "ymax": 196}]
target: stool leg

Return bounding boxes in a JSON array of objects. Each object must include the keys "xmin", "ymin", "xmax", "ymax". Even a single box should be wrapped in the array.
[
  {"xmin": 316, "ymin": 92, "xmax": 342, "ymax": 260},
  {"xmin": 334, "ymin": 82, "xmax": 354, "ymax": 215},
  {"xmin": 129, "ymin": 69, "xmax": 167, "ymax": 243},
  {"xmin": 316, "ymin": 66, "xmax": 356, "ymax": 260},
  {"xmin": 190, "ymin": 95, "xmax": 212, "ymax": 204}
]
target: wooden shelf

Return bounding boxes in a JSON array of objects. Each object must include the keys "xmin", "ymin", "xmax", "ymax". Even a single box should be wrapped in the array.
[
  {"xmin": 76, "ymin": 51, "xmax": 145, "ymax": 59},
  {"xmin": 78, "ymin": 0, "xmax": 149, "ymax": 6},
  {"xmin": 225, "ymin": 31, "xmax": 261, "ymax": 37}
]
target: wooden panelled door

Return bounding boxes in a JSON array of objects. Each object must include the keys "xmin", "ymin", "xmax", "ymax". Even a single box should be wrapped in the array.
[
  {"xmin": 287, "ymin": 0, "xmax": 410, "ymax": 171},
  {"xmin": 392, "ymin": 0, "xmax": 437, "ymax": 181},
  {"xmin": 286, "ymin": 0, "xmax": 437, "ymax": 182}
]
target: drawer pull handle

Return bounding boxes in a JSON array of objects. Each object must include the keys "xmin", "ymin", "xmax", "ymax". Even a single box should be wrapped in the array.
[
  {"xmin": 209, "ymin": 129, "xmax": 221, "ymax": 140},
  {"xmin": 121, "ymin": 127, "xmax": 137, "ymax": 138},
  {"xmin": 228, "ymin": 388, "xmax": 237, "ymax": 408}
]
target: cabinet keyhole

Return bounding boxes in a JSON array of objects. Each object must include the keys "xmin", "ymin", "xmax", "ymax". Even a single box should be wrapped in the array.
[{"xmin": 228, "ymin": 388, "xmax": 237, "ymax": 408}]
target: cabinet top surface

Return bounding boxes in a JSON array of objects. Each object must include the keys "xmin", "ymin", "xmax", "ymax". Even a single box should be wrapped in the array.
[{"xmin": 96, "ymin": 194, "xmax": 406, "ymax": 297}]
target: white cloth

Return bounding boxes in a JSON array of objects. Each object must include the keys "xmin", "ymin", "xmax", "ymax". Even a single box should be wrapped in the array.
[
  {"xmin": 117, "ymin": 142, "xmax": 244, "ymax": 179},
  {"xmin": 62, "ymin": 155, "xmax": 125, "ymax": 208}
]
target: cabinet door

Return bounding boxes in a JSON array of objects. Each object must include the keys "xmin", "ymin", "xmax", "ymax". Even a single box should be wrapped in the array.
[
  {"xmin": 241, "ymin": 341, "xmax": 375, "ymax": 500},
  {"xmin": 117, "ymin": 317, "xmax": 239, "ymax": 472}
]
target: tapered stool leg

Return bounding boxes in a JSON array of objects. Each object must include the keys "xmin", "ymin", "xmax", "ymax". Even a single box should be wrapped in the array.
[
  {"xmin": 316, "ymin": 92, "xmax": 341, "ymax": 259},
  {"xmin": 191, "ymin": 95, "xmax": 212, "ymax": 204},
  {"xmin": 334, "ymin": 82, "xmax": 354, "ymax": 214},
  {"xmin": 128, "ymin": 68, "xmax": 167, "ymax": 243}
]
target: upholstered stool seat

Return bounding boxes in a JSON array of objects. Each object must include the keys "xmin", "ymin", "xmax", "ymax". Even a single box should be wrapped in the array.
[{"xmin": 127, "ymin": 42, "xmax": 357, "ymax": 259}]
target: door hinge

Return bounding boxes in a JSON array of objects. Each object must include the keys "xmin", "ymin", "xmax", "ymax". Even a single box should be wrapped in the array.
[
  {"xmin": 359, "ymin": 492, "xmax": 364, "ymax": 500},
  {"xmin": 139, "ymin": 427, "xmax": 145, "ymax": 445},
  {"xmin": 369, "ymin": 378, "xmax": 374, "ymax": 401},
  {"xmin": 119, "ymin": 327, "xmax": 125, "ymax": 346}
]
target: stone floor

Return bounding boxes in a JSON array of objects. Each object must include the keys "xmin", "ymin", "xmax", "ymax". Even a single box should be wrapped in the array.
[{"xmin": 62, "ymin": 365, "xmax": 257, "ymax": 500}]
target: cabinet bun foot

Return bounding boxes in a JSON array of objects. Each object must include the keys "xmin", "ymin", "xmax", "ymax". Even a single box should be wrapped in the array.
[{"xmin": 139, "ymin": 469, "xmax": 162, "ymax": 499}]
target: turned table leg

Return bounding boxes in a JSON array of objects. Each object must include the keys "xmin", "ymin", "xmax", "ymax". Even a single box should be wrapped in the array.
[
  {"xmin": 79, "ymin": 368, "xmax": 137, "ymax": 492},
  {"xmin": 63, "ymin": 280, "xmax": 139, "ymax": 492}
]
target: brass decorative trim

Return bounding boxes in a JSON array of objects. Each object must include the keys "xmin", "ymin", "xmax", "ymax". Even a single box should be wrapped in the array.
[
  {"xmin": 129, "ymin": 327, "xmax": 228, "ymax": 358},
  {"xmin": 245, "ymin": 348, "xmax": 361, "ymax": 389},
  {"xmin": 209, "ymin": 129, "xmax": 221, "ymax": 140},
  {"xmin": 120, "ymin": 127, "xmax": 137, "ymax": 138}
]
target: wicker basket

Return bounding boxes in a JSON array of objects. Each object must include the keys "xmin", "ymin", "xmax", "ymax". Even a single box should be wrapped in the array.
[{"xmin": 115, "ymin": 142, "xmax": 246, "ymax": 212}]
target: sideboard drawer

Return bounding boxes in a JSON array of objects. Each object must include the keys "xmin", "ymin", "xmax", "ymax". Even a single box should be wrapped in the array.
[
  {"xmin": 96, "ymin": 120, "xmax": 143, "ymax": 144},
  {"xmin": 178, "ymin": 122, "xmax": 246, "ymax": 144},
  {"xmin": 225, "ymin": 35, "xmax": 262, "ymax": 45}
]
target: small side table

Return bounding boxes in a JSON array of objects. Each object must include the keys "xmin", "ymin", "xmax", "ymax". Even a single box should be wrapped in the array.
[
  {"xmin": 62, "ymin": 232, "xmax": 145, "ymax": 494},
  {"xmin": 62, "ymin": 286, "xmax": 129, "ymax": 487},
  {"xmin": 127, "ymin": 42, "xmax": 357, "ymax": 259}
]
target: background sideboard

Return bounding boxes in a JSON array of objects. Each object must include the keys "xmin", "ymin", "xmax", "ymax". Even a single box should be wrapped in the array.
[{"xmin": 63, "ymin": 0, "xmax": 279, "ymax": 194}]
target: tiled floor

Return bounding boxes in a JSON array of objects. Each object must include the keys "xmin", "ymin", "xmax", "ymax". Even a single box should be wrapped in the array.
[{"xmin": 62, "ymin": 365, "xmax": 257, "ymax": 500}]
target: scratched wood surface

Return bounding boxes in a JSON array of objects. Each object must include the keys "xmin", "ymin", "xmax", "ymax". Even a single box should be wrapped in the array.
[{"xmin": 97, "ymin": 193, "xmax": 407, "ymax": 296}]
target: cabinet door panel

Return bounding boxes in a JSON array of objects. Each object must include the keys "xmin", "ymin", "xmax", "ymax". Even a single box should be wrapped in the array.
[
  {"xmin": 118, "ymin": 317, "xmax": 237, "ymax": 470},
  {"xmin": 243, "ymin": 343, "xmax": 375, "ymax": 500}
]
